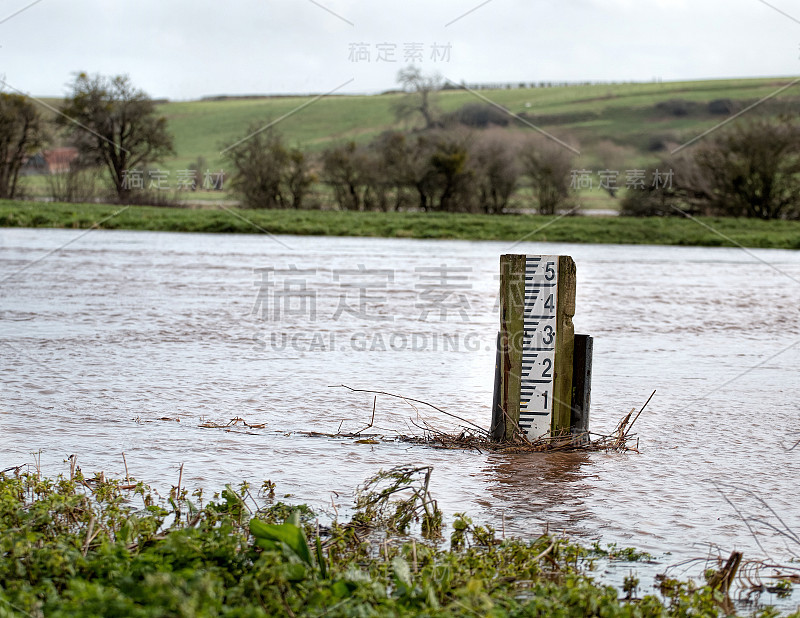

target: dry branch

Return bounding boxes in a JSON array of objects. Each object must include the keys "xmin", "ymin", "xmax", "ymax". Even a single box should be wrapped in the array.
[{"xmin": 330, "ymin": 384, "xmax": 488, "ymax": 434}]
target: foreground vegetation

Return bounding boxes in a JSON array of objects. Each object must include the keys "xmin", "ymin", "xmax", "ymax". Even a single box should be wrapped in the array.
[
  {"xmin": 2, "ymin": 466, "xmax": 791, "ymax": 617},
  {"xmin": 3, "ymin": 200, "xmax": 800, "ymax": 249}
]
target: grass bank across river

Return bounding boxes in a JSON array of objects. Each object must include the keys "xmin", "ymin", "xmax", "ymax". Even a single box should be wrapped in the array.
[{"xmin": 2, "ymin": 200, "xmax": 800, "ymax": 249}]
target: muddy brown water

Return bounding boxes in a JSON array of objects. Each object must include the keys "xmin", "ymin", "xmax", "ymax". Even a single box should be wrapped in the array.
[{"xmin": 2, "ymin": 228, "xmax": 800, "ymax": 583}]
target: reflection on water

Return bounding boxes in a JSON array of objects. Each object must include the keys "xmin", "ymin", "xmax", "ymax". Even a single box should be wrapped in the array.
[
  {"xmin": 484, "ymin": 452, "xmax": 593, "ymax": 536},
  {"xmin": 2, "ymin": 228, "xmax": 800, "ymax": 572}
]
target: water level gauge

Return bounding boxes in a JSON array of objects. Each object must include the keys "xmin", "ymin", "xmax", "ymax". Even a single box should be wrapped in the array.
[{"xmin": 519, "ymin": 255, "xmax": 558, "ymax": 439}]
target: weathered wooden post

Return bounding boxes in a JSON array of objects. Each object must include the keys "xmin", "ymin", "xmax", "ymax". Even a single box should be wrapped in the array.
[
  {"xmin": 491, "ymin": 255, "xmax": 577, "ymax": 442},
  {"xmin": 570, "ymin": 334, "xmax": 593, "ymax": 441}
]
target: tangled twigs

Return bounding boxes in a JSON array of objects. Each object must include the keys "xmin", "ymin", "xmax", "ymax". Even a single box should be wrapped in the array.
[
  {"xmin": 400, "ymin": 425, "xmax": 638, "ymax": 453},
  {"xmin": 714, "ymin": 482, "xmax": 800, "ymax": 561},
  {"xmin": 354, "ymin": 396, "xmax": 377, "ymax": 436},
  {"xmin": 330, "ymin": 384, "xmax": 488, "ymax": 434},
  {"xmin": 353, "ymin": 466, "xmax": 443, "ymax": 538},
  {"xmin": 335, "ymin": 385, "xmax": 645, "ymax": 453},
  {"xmin": 661, "ymin": 550, "xmax": 800, "ymax": 608},
  {"xmin": 199, "ymin": 417, "xmax": 266, "ymax": 430}
]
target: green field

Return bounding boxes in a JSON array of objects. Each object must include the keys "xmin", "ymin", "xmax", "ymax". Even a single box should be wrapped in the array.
[
  {"xmin": 4, "ymin": 200, "xmax": 800, "ymax": 249},
  {"xmin": 24, "ymin": 76, "xmax": 800, "ymax": 206},
  {"xmin": 160, "ymin": 77, "xmax": 800, "ymax": 171}
]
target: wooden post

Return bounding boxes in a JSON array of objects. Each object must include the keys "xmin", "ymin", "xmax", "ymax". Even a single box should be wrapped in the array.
[
  {"xmin": 570, "ymin": 334, "xmax": 593, "ymax": 440},
  {"xmin": 496, "ymin": 254, "xmax": 576, "ymax": 442},
  {"xmin": 552, "ymin": 255, "xmax": 576, "ymax": 436},
  {"xmin": 490, "ymin": 332, "xmax": 505, "ymax": 441},
  {"xmin": 498, "ymin": 255, "xmax": 526, "ymax": 441}
]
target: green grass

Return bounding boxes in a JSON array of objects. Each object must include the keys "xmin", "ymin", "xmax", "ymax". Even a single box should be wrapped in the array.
[
  {"xmin": 161, "ymin": 78, "xmax": 800, "ymax": 172},
  {"xmin": 3, "ymin": 200, "xmax": 800, "ymax": 249}
]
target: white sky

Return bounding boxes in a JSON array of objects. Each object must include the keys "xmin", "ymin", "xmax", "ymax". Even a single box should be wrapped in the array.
[{"xmin": 1, "ymin": 0, "xmax": 798, "ymax": 100}]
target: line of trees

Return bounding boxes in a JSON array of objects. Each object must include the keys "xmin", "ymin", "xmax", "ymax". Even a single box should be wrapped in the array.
[
  {"xmin": 621, "ymin": 116, "xmax": 800, "ymax": 220},
  {"xmin": 228, "ymin": 126, "xmax": 580, "ymax": 215},
  {"xmin": 0, "ymin": 72, "xmax": 174, "ymax": 203},
  {"xmin": 225, "ymin": 66, "xmax": 800, "ymax": 220},
  {"xmin": 227, "ymin": 114, "xmax": 800, "ymax": 221},
  {"xmin": 2, "ymin": 69, "xmax": 800, "ymax": 220}
]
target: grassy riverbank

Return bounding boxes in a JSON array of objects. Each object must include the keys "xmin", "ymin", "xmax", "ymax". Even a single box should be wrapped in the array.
[
  {"xmin": 1, "ymin": 467, "xmax": 778, "ymax": 617},
  {"xmin": 3, "ymin": 200, "xmax": 800, "ymax": 249}
]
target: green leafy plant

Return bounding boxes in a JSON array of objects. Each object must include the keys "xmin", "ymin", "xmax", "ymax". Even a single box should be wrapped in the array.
[
  {"xmin": 353, "ymin": 466, "xmax": 443, "ymax": 538},
  {"xmin": 0, "ymin": 467, "xmax": 777, "ymax": 617}
]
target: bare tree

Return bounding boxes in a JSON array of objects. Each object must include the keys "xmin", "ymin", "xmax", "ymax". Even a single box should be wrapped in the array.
[
  {"xmin": 373, "ymin": 131, "xmax": 439, "ymax": 211},
  {"xmin": 393, "ymin": 66, "xmax": 442, "ymax": 130},
  {"xmin": 0, "ymin": 92, "xmax": 45, "ymax": 199},
  {"xmin": 284, "ymin": 149, "xmax": 315, "ymax": 209},
  {"xmin": 520, "ymin": 136, "xmax": 577, "ymax": 215},
  {"xmin": 225, "ymin": 125, "xmax": 311, "ymax": 209},
  {"xmin": 593, "ymin": 140, "xmax": 632, "ymax": 198},
  {"xmin": 321, "ymin": 141, "xmax": 374, "ymax": 211},
  {"xmin": 471, "ymin": 131, "xmax": 521, "ymax": 214},
  {"xmin": 60, "ymin": 73, "xmax": 174, "ymax": 202},
  {"xmin": 372, "ymin": 131, "xmax": 416, "ymax": 210},
  {"xmin": 690, "ymin": 116, "xmax": 800, "ymax": 220},
  {"xmin": 427, "ymin": 130, "xmax": 475, "ymax": 212},
  {"xmin": 627, "ymin": 117, "xmax": 800, "ymax": 220}
]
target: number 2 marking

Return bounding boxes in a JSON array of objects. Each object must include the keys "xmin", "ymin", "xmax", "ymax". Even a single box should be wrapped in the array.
[{"xmin": 541, "ymin": 358, "xmax": 552, "ymax": 378}]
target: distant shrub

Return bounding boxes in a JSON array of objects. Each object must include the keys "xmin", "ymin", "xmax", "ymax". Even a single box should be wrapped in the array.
[
  {"xmin": 620, "ymin": 184, "xmax": 682, "ymax": 217},
  {"xmin": 655, "ymin": 99, "xmax": 699, "ymax": 117},
  {"xmin": 320, "ymin": 141, "xmax": 375, "ymax": 211},
  {"xmin": 647, "ymin": 136, "xmax": 669, "ymax": 152},
  {"xmin": 690, "ymin": 116, "xmax": 800, "ymax": 219},
  {"xmin": 443, "ymin": 102, "xmax": 510, "ymax": 128},
  {"xmin": 708, "ymin": 98, "xmax": 735, "ymax": 115},
  {"xmin": 225, "ymin": 125, "xmax": 312, "ymax": 209},
  {"xmin": 46, "ymin": 163, "xmax": 103, "ymax": 203}
]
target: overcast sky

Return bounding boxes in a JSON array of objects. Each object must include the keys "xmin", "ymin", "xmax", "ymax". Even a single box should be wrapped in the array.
[{"xmin": 2, "ymin": 0, "xmax": 798, "ymax": 100}]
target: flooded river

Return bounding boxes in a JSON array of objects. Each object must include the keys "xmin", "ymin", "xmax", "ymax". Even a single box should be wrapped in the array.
[{"xmin": 2, "ymin": 227, "xmax": 799, "ymax": 577}]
